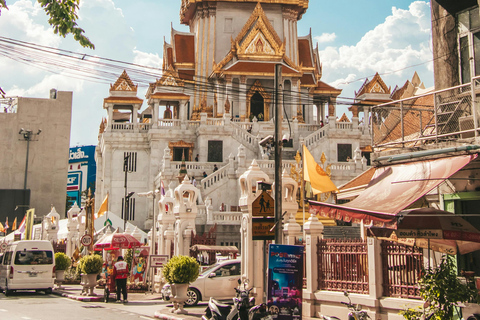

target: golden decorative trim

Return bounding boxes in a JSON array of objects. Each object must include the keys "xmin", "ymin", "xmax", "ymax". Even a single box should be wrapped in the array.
[
  {"xmin": 236, "ymin": 4, "xmax": 284, "ymax": 60},
  {"xmin": 169, "ymin": 140, "xmax": 194, "ymax": 161},
  {"xmin": 111, "ymin": 70, "xmax": 138, "ymax": 92}
]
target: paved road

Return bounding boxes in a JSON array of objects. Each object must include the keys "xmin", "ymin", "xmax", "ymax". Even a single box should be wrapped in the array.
[{"xmin": 0, "ymin": 290, "xmax": 207, "ymax": 320}]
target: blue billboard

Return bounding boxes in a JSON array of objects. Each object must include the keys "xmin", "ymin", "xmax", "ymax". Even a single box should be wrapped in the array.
[
  {"xmin": 267, "ymin": 244, "xmax": 304, "ymax": 320},
  {"xmin": 67, "ymin": 145, "xmax": 96, "ymax": 209}
]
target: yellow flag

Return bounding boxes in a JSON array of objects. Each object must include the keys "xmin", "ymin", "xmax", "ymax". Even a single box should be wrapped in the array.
[
  {"xmin": 0, "ymin": 222, "xmax": 4, "ymax": 233},
  {"xmin": 97, "ymin": 193, "xmax": 108, "ymax": 218},
  {"xmin": 303, "ymin": 145, "xmax": 338, "ymax": 194},
  {"xmin": 11, "ymin": 217, "xmax": 17, "ymax": 231}
]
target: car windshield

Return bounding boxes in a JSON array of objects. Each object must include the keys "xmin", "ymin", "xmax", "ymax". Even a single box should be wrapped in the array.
[
  {"xmin": 200, "ymin": 262, "xmax": 222, "ymax": 277},
  {"xmin": 14, "ymin": 250, "xmax": 53, "ymax": 265}
]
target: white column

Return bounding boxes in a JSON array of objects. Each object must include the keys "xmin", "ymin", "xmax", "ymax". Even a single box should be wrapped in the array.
[
  {"xmin": 239, "ymin": 79, "xmax": 247, "ymax": 120},
  {"xmin": 133, "ymin": 105, "xmax": 139, "ymax": 133},
  {"xmin": 106, "ymin": 104, "xmax": 113, "ymax": 132},
  {"xmin": 303, "ymin": 214, "xmax": 324, "ymax": 317},
  {"xmin": 153, "ymin": 101, "xmax": 159, "ymax": 128}
]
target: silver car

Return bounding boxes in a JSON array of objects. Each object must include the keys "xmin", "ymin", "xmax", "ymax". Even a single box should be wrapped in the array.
[{"xmin": 162, "ymin": 258, "xmax": 241, "ymax": 306}]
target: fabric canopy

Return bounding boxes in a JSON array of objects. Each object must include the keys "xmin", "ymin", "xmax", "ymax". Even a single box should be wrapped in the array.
[{"xmin": 309, "ymin": 154, "xmax": 477, "ymax": 227}]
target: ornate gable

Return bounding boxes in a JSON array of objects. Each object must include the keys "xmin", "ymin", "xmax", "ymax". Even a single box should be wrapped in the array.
[
  {"xmin": 110, "ymin": 70, "xmax": 137, "ymax": 92},
  {"xmin": 156, "ymin": 65, "xmax": 184, "ymax": 87},
  {"xmin": 235, "ymin": 3, "xmax": 284, "ymax": 61},
  {"xmin": 355, "ymin": 73, "xmax": 391, "ymax": 97},
  {"xmin": 338, "ymin": 113, "xmax": 350, "ymax": 123}
]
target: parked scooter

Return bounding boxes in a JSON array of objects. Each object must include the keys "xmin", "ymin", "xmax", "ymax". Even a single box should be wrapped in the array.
[
  {"xmin": 320, "ymin": 291, "xmax": 371, "ymax": 320},
  {"xmin": 202, "ymin": 279, "xmax": 271, "ymax": 320}
]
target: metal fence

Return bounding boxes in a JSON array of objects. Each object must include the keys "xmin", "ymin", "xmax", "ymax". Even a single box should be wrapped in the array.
[
  {"xmin": 381, "ymin": 241, "xmax": 423, "ymax": 299},
  {"xmin": 372, "ymin": 76, "xmax": 480, "ymax": 148},
  {"xmin": 317, "ymin": 238, "xmax": 369, "ymax": 294}
]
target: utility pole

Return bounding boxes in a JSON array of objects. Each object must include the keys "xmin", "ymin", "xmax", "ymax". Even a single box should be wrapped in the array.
[
  {"xmin": 274, "ymin": 64, "xmax": 283, "ymax": 244},
  {"xmin": 123, "ymin": 154, "xmax": 134, "ymax": 231}
]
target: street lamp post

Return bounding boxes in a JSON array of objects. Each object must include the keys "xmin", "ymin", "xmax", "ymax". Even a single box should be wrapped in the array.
[
  {"xmin": 19, "ymin": 128, "xmax": 41, "ymax": 216},
  {"xmin": 123, "ymin": 153, "xmax": 135, "ymax": 231}
]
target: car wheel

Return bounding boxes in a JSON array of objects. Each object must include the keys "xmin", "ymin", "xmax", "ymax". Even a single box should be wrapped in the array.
[
  {"xmin": 184, "ymin": 288, "xmax": 200, "ymax": 306},
  {"xmin": 45, "ymin": 288, "xmax": 52, "ymax": 294},
  {"xmin": 269, "ymin": 306, "xmax": 279, "ymax": 315}
]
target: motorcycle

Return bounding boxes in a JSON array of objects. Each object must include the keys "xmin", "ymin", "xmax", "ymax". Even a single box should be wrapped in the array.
[
  {"xmin": 202, "ymin": 279, "xmax": 272, "ymax": 320},
  {"xmin": 320, "ymin": 291, "xmax": 371, "ymax": 320}
]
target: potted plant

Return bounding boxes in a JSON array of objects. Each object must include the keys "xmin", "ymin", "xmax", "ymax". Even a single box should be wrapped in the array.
[
  {"xmin": 162, "ymin": 255, "xmax": 199, "ymax": 314},
  {"xmin": 54, "ymin": 252, "xmax": 71, "ymax": 286},
  {"xmin": 78, "ymin": 254, "xmax": 103, "ymax": 296}
]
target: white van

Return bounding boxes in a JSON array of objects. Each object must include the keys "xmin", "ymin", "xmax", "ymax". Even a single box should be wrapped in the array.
[{"xmin": 0, "ymin": 240, "xmax": 55, "ymax": 295}]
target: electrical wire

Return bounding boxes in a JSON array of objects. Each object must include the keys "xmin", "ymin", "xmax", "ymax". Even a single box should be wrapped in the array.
[{"xmin": 0, "ymin": 35, "xmax": 443, "ymax": 110}]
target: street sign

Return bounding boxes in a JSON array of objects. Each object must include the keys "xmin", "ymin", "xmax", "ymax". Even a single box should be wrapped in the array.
[
  {"xmin": 252, "ymin": 217, "xmax": 275, "ymax": 240},
  {"xmin": 80, "ymin": 234, "xmax": 93, "ymax": 247},
  {"xmin": 252, "ymin": 191, "xmax": 274, "ymax": 217},
  {"xmin": 149, "ymin": 255, "xmax": 169, "ymax": 268}
]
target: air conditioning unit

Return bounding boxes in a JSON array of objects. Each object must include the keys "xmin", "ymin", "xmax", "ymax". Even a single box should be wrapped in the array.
[{"xmin": 459, "ymin": 115, "xmax": 475, "ymax": 138}]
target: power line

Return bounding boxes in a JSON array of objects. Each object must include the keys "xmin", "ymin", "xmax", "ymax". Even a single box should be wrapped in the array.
[{"xmin": 0, "ymin": 35, "xmax": 439, "ymax": 108}]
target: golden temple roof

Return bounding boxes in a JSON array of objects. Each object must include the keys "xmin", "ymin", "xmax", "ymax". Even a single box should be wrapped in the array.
[{"xmin": 110, "ymin": 70, "xmax": 138, "ymax": 92}]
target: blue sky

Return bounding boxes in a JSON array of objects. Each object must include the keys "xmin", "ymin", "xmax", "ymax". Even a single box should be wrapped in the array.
[{"xmin": 0, "ymin": 0, "xmax": 433, "ymax": 146}]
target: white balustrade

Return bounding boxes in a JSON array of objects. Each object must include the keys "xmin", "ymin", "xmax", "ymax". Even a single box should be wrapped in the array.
[{"xmin": 201, "ymin": 163, "xmax": 230, "ymax": 192}]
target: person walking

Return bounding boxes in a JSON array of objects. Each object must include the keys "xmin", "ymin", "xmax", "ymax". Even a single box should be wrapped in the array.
[{"xmin": 113, "ymin": 256, "xmax": 129, "ymax": 303}]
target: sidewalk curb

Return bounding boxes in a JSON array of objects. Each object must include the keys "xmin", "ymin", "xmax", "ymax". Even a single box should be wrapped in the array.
[
  {"xmin": 154, "ymin": 308, "xmax": 201, "ymax": 320},
  {"xmin": 52, "ymin": 289, "xmax": 103, "ymax": 302}
]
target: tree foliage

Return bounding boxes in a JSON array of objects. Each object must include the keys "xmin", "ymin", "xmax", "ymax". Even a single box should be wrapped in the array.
[
  {"xmin": 0, "ymin": 0, "xmax": 94, "ymax": 49},
  {"xmin": 400, "ymin": 255, "xmax": 479, "ymax": 320}
]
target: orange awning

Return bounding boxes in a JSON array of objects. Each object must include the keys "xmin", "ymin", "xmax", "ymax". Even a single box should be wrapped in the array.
[{"xmin": 309, "ymin": 154, "xmax": 477, "ymax": 227}]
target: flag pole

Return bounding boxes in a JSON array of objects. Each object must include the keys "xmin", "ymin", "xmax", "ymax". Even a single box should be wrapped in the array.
[{"xmin": 302, "ymin": 144, "xmax": 306, "ymax": 242}]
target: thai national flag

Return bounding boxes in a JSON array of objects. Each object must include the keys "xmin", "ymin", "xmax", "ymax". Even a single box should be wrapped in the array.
[
  {"xmin": 17, "ymin": 216, "xmax": 26, "ymax": 234},
  {"xmin": 5, "ymin": 217, "xmax": 9, "ymax": 230},
  {"xmin": 160, "ymin": 180, "xmax": 166, "ymax": 196}
]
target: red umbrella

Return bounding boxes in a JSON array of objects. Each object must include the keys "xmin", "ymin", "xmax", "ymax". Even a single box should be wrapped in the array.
[
  {"xmin": 368, "ymin": 207, "xmax": 480, "ymax": 255},
  {"xmin": 94, "ymin": 232, "xmax": 142, "ymax": 250}
]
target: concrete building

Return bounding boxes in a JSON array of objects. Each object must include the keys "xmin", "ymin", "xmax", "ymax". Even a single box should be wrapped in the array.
[{"xmin": 0, "ymin": 89, "xmax": 72, "ymax": 224}]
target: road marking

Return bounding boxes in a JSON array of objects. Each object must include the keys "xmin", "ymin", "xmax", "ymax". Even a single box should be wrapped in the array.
[{"xmin": 0, "ymin": 309, "xmax": 7, "ymax": 312}]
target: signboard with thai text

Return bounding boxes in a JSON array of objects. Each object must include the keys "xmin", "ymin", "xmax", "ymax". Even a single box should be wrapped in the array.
[{"xmin": 252, "ymin": 217, "xmax": 275, "ymax": 240}]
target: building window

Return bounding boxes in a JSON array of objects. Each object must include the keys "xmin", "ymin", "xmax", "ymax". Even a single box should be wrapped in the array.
[
  {"xmin": 208, "ymin": 140, "xmax": 223, "ymax": 162},
  {"xmin": 122, "ymin": 197, "xmax": 136, "ymax": 221},
  {"xmin": 337, "ymin": 144, "xmax": 352, "ymax": 162},
  {"xmin": 123, "ymin": 152, "xmax": 137, "ymax": 172},
  {"xmin": 457, "ymin": 6, "xmax": 480, "ymax": 83}
]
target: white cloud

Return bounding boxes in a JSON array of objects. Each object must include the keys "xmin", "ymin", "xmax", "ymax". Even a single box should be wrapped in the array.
[
  {"xmin": 8, "ymin": 74, "xmax": 84, "ymax": 97},
  {"xmin": 0, "ymin": 0, "xmax": 60, "ymax": 46},
  {"xmin": 318, "ymin": 1, "xmax": 433, "ymax": 96},
  {"xmin": 314, "ymin": 33, "xmax": 336, "ymax": 44},
  {"xmin": 133, "ymin": 49, "xmax": 162, "ymax": 70}
]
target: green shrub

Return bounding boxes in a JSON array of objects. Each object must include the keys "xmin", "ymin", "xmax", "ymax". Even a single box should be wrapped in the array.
[
  {"xmin": 162, "ymin": 255, "xmax": 199, "ymax": 284},
  {"xmin": 400, "ymin": 255, "xmax": 479, "ymax": 319},
  {"xmin": 78, "ymin": 254, "xmax": 103, "ymax": 274},
  {"xmin": 54, "ymin": 252, "xmax": 71, "ymax": 271}
]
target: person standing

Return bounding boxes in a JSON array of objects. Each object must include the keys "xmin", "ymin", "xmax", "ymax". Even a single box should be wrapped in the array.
[{"xmin": 113, "ymin": 256, "xmax": 128, "ymax": 303}]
